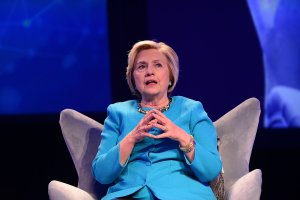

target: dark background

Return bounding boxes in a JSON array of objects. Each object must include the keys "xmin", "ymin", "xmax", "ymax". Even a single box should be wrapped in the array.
[
  {"xmin": 1, "ymin": 1, "xmax": 299, "ymax": 199},
  {"xmin": 0, "ymin": 0, "xmax": 111, "ymax": 115}
]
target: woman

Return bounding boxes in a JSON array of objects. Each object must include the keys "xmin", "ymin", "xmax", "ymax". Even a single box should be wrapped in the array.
[{"xmin": 92, "ymin": 40, "xmax": 222, "ymax": 200}]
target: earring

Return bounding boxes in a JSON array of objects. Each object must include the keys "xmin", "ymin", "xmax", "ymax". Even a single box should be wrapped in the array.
[{"xmin": 168, "ymin": 82, "xmax": 172, "ymax": 87}]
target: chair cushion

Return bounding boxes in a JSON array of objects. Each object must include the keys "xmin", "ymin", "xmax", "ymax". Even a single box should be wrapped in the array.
[
  {"xmin": 48, "ymin": 180, "xmax": 96, "ymax": 200},
  {"xmin": 226, "ymin": 169, "xmax": 262, "ymax": 200}
]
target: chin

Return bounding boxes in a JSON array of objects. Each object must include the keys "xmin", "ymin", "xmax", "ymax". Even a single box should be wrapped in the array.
[{"xmin": 141, "ymin": 90, "xmax": 160, "ymax": 97}]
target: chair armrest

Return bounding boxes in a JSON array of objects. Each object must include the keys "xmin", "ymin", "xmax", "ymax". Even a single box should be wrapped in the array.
[
  {"xmin": 226, "ymin": 169, "xmax": 262, "ymax": 200},
  {"xmin": 59, "ymin": 109, "xmax": 103, "ymax": 171},
  {"xmin": 48, "ymin": 180, "xmax": 97, "ymax": 200},
  {"xmin": 59, "ymin": 109, "xmax": 104, "ymax": 197},
  {"xmin": 214, "ymin": 97, "xmax": 261, "ymax": 191}
]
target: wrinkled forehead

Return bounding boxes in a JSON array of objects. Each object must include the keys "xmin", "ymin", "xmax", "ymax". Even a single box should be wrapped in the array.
[{"xmin": 135, "ymin": 49, "xmax": 167, "ymax": 64}]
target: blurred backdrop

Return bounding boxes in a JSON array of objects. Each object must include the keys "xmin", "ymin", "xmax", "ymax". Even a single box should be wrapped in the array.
[
  {"xmin": 0, "ymin": 0, "xmax": 299, "ymax": 199},
  {"xmin": 0, "ymin": 0, "xmax": 111, "ymax": 115}
]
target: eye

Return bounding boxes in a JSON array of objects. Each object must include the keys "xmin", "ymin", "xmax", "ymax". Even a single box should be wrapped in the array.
[
  {"xmin": 136, "ymin": 64, "xmax": 146, "ymax": 71},
  {"xmin": 155, "ymin": 63, "xmax": 162, "ymax": 68}
]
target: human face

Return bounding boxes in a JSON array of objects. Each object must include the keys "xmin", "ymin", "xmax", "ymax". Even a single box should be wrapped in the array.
[{"xmin": 133, "ymin": 49, "xmax": 170, "ymax": 99}]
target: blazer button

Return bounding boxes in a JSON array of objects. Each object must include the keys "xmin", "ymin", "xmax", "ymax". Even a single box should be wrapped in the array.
[{"xmin": 146, "ymin": 162, "xmax": 151, "ymax": 166}]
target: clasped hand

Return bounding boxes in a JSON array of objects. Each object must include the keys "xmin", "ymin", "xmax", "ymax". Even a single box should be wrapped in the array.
[{"xmin": 128, "ymin": 109, "xmax": 188, "ymax": 145}]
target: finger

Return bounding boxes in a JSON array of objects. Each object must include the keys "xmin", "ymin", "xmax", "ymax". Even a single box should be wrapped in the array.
[
  {"xmin": 153, "ymin": 109, "xmax": 166, "ymax": 117},
  {"xmin": 150, "ymin": 133, "xmax": 169, "ymax": 139},
  {"xmin": 145, "ymin": 109, "xmax": 157, "ymax": 117},
  {"xmin": 152, "ymin": 123, "xmax": 168, "ymax": 132},
  {"xmin": 152, "ymin": 113, "xmax": 166, "ymax": 126},
  {"xmin": 141, "ymin": 123, "xmax": 154, "ymax": 132},
  {"xmin": 142, "ymin": 111, "xmax": 156, "ymax": 124},
  {"xmin": 143, "ymin": 112, "xmax": 154, "ymax": 121},
  {"xmin": 143, "ymin": 132, "xmax": 157, "ymax": 139},
  {"xmin": 148, "ymin": 118, "xmax": 158, "ymax": 125}
]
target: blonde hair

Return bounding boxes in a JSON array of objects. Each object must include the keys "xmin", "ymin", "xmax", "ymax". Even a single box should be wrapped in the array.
[{"xmin": 126, "ymin": 40, "xmax": 179, "ymax": 96}]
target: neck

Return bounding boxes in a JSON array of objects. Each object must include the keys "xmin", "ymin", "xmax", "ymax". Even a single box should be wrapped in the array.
[{"xmin": 140, "ymin": 95, "xmax": 169, "ymax": 108}]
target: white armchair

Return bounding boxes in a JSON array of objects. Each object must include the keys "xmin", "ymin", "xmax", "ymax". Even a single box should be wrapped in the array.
[{"xmin": 48, "ymin": 97, "xmax": 262, "ymax": 200}]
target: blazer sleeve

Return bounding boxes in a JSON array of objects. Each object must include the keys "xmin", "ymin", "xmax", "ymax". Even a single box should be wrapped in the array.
[
  {"xmin": 92, "ymin": 104, "xmax": 127, "ymax": 184},
  {"xmin": 185, "ymin": 101, "xmax": 222, "ymax": 182}
]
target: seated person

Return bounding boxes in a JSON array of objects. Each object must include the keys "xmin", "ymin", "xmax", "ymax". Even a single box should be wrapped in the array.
[{"xmin": 92, "ymin": 40, "xmax": 222, "ymax": 200}]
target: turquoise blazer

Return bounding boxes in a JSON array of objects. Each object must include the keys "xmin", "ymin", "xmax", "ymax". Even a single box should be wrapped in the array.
[{"xmin": 92, "ymin": 96, "xmax": 222, "ymax": 200}]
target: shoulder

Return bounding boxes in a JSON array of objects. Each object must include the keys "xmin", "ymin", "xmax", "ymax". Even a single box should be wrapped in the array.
[
  {"xmin": 108, "ymin": 99, "xmax": 136, "ymax": 109},
  {"xmin": 106, "ymin": 99, "xmax": 137, "ymax": 115},
  {"xmin": 104, "ymin": 100, "xmax": 138, "ymax": 124},
  {"xmin": 172, "ymin": 96, "xmax": 204, "ymax": 110},
  {"xmin": 172, "ymin": 96, "xmax": 213, "ymax": 124}
]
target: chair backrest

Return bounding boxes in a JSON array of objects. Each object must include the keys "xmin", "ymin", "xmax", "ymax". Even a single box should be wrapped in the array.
[
  {"xmin": 59, "ymin": 109, "xmax": 107, "ymax": 199},
  {"xmin": 213, "ymin": 97, "xmax": 261, "ymax": 192}
]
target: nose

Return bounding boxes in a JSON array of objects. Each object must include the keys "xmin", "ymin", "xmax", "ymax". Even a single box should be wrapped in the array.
[{"xmin": 145, "ymin": 65, "xmax": 155, "ymax": 76}]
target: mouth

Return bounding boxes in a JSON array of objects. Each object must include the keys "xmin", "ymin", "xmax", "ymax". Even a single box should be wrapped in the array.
[{"xmin": 145, "ymin": 80, "xmax": 158, "ymax": 86}]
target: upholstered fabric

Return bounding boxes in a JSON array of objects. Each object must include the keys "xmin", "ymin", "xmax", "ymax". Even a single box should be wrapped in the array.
[
  {"xmin": 49, "ymin": 109, "xmax": 108, "ymax": 199},
  {"xmin": 48, "ymin": 180, "xmax": 96, "ymax": 200},
  {"xmin": 213, "ymin": 97, "xmax": 261, "ymax": 193},
  {"xmin": 227, "ymin": 169, "xmax": 262, "ymax": 200},
  {"xmin": 48, "ymin": 98, "xmax": 262, "ymax": 200}
]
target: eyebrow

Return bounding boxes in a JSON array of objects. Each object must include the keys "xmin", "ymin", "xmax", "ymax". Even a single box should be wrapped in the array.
[
  {"xmin": 137, "ymin": 60, "xmax": 161, "ymax": 64},
  {"xmin": 134, "ymin": 61, "xmax": 146, "ymax": 69},
  {"xmin": 136, "ymin": 61, "xmax": 147, "ymax": 65}
]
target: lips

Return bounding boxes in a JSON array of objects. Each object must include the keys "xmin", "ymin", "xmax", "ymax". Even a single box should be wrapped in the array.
[{"xmin": 145, "ymin": 80, "xmax": 158, "ymax": 85}]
